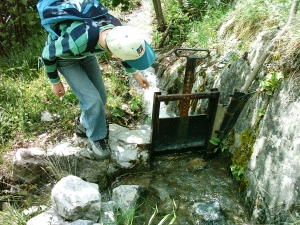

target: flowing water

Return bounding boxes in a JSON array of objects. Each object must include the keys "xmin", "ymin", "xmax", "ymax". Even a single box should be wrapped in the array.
[
  {"xmin": 112, "ymin": 153, "xmax": 248, "ymax": 224},
  {"xmin": 115, "ymin": 66, "xmax": 250, "ymax": 223},
  {"xmin": 117, "ymin": 1, "xmax": 250, "ymax": 223}
]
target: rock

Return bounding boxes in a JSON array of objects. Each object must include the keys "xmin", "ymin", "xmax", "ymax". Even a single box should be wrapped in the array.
[
  {"xmin": 112, "ymin": 185, "xmax": 145, "ymax": 211},
  {"xmin": 46, "ymin": 142, "xmax": 109, "ymax": 183},
  {"xmin": 26, "ymin": 207, "xmax": 65, "ymax": 225},
  {"xmin": 187, "ymin": 158, "xmax": 208, "ymax": 172},
  {"xmin": 12, "ymin": 124, "xmax": 151, "ymax": 187},
  {"xmin": 51, "ymin": 175, "xmax": 101, "ymax": 222},
  {"xmin": 109, "ymin": 124, "xmax": 150, "ymax": 172},
  {"xmin": 192, "ymin": 201, "xmax": 226, "ymax": 224},
  {"xmin": 155, "ymin": 187, "xmax": 174, "ymax": 215},
  {"xmin": 245, "ymin": 83, "xmax": 300, "ymax": 223},
  {"xmin": 13, "ymin": 142, "xmax": 110, "ymax": 184},
  {"xmin": 23, "ymin": 205, "xmax": 48, "ymax": 216},
  {"xmin": 100, "ymin": 201, "xmax": 117, "ymax": 225},
  {"xmin": 69, "ymin": 220, "xmax": 94, "ymax": 225},
  {"xmin": 13, "ymin": 147, "xmax": 48, "ymax": 183}
]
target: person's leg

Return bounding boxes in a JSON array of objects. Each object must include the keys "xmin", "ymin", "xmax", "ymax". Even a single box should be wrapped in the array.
[{"xmin": 57, "ymin": 56, "xmax": 107, "ymax": 141}]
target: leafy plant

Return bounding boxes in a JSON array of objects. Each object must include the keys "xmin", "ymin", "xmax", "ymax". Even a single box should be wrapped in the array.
[
  {"xmin": 209, "ymin": 137, "xmax": 229, "ymax": 153},
  {"xmin": 230, "ymin": 164, "xmax": 245, "ymax": 181},
  {"xmin": 130, "ymin": 95, "xmax": 143, "ymax": 117},
  {"xmin": 258, "ymin": 107, "xmax": 265, "ymax": 117},
  {"xmin": 111, "ymin": 107, "xmax": 125, "ymax": 119},
  {"xmin": 258, "ymin": 72, "xmax": 284, "ymax": 95}
]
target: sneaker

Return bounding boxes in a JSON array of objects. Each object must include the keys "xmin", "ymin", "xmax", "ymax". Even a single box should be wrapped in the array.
[
  {"xmin": 76, "ymin": 118, "xmax": 87, "ymax": 137},
  {"xmin": 88, "ymin": 139, "xmax": 110, "ymax": 160},
  {"xmin": 75, "ymin": 117, "xmax": 109, "ymax": 139}
]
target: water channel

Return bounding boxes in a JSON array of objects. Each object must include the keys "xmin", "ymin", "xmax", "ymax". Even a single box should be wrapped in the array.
[
  {"xmin": 111, "ymin": 66, "xmax": 250, "ymax": 224},
  {"xmin": 112, "ymin": 1, "xmax": 250, "ymax": 223},
  {"xmin": 112, "ymin": 152, "xmax": 248, "ymax": 224}
]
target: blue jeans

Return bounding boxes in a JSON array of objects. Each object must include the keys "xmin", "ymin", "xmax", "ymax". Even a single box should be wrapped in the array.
[{"xmin": 57, "ymin": 56, "xmax": 107, "ymax": 141}]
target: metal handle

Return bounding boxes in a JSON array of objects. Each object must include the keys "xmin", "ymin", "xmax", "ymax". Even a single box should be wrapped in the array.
[{"xmin": 174, "ymin": 48, "xmax": 210, "ymax": 59}]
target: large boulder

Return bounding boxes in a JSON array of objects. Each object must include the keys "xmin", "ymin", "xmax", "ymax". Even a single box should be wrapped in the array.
[{"xmin": 51, "ymin": 175, "xmax": 101, "ymax": 222}]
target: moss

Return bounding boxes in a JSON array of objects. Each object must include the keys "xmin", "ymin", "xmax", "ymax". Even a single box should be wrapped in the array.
[{"xmin": 231, "ymin": 128, "xmax": 256, "ymax": 191}]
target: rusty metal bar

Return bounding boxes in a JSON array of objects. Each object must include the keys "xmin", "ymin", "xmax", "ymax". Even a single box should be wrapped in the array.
[
  {"xmin": 174, "ymin": 49, "xmax": 210, "ymax": 118},
  {"xmin": 156, "ymin": 92, "xmax": 220, "ymax": 102}
]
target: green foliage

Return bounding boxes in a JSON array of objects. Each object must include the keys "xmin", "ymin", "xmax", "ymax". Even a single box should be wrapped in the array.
[
  {"xmin": 0, "ymin": 31, "xmax": 46, "ymax": 77},
  {"xmin": 231, "ymin": 128, "xmax": 256, "ymax": 191},
  {"xmin": 102, "ymin": 61, "xmax": 144, "ymax": 125},
  {"xmin": 226, "ymin": 51, "xmax": 240, "ymax": 64},
  {"xmin": 0, "ymin": 74, "xmax": 81, "ymax": 150},
  {"xmin": 130, "ymin": 95, "xmax": 143, "ymax": 117},
  {"xmin": 0, "ymin": 0, "xmax": 41, "ymax": 56},
  {"xmin": 0, "ymin": 203, "xmax": 48, "ymax": 225},
  {"xmin": 161, "ymin": 0, "xmax": 231, "ymax": 47},
  {"xmin": 259, "ymin": 72, "xmax": 284, "ymax": 95},
  {"xmin": 0, "ymin": 203, "xmax": 29, "ymax": 225},
  {"xmin": 209, "ymin": 137, "xmax": 229, "ymax": 153},
  {"xmin": 230, "ymin": 164, "xmax": 245, "ymax": 181},
  {"xmin": 225, "ymin": 0, "xmax": 292, "ymax": 42},
  {"xmin": 258, "ymin": 107, "xmax": 265, "ymax": 117},
  {"xmin": 101, "ymin": 0, "xmax": 140, "ymax": 11},
  {"xmin": 109, "ymin": 198, "xmax": 177, "ymax": 225}
]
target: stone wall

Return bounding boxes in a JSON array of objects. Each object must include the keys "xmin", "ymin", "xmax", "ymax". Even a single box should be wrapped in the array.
[{"xmin": 214, "ymin": 25, "xmax": 300, "ymax": 224}]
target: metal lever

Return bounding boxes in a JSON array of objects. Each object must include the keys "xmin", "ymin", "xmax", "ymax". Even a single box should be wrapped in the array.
[
  {"xmin": 174, "ymin": 48, "xmax": 210, "ymax": 59},
  {"xmin": 174, "ymin": 48, "xmax": 210, "ymax": 117}
]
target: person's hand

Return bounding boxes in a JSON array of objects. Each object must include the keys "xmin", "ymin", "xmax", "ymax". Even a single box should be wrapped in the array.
[
  {"xmin": 132, "ymin": 72, "xmax": 149, "ymax": 89},
  {"xmin": 52, "ymin": 81, "xmax": 65, "ymax": 98}
]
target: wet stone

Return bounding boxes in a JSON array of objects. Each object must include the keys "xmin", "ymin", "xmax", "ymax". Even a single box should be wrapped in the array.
[
  {"xmin": 187, "ymin": 158, "xmax": 208, "ymax": 172},
  {"xmin": 192, "ymin": 201, "xmax": 226, "ymax": 224}
]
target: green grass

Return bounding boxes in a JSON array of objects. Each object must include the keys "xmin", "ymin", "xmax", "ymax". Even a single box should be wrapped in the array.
[
  {"xmin": 0, "ymin": 73, "xmax": 81, "ymax": 151},
  {"xmin": 0, "ymin": 33, "xmax": 144, "ymax": 154},
  {"xmin": 0, "ymin": 203, "xmax": 30, "ymax": 225},
  {"xmin": 223, "ymin": 0, "xmax": 293, "ymax": 42}
]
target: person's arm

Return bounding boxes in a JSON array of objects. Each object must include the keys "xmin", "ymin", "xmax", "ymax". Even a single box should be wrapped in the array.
[{"xmin": 42, "ymin": 58, "xmax": 65, "ymax": 98}]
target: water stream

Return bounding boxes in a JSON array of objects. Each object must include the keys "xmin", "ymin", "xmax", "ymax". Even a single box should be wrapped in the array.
[
  {"xmin": 120, "ymin": 67, "xmax": 250, "ymax": 224},
  {"xmin": 112, "ymin": 153, "xmax": 248, "ymax": 224},
  {"xmin": 118, "ymin": 1, "xmax": 249, "ymax": 223}
]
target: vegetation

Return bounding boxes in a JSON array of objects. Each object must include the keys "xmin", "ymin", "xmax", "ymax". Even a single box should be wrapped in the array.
[
  {"xmin": 258, "ymin": 72, "xmax": 284, "ymax": 95},
  {"xmin": 209, "ymin": 137, "xmax": 229, "ymax": 153},
  {"xmin": 0, "ymin": 0, "xmax": 299, "ymax": 223},
  {"xmin": 231, "ymin": 128, "xmax": 256, "ymax": 190},
  {"xmin": 0, "ymin": 0, "xmax": 41, "ymax": 56}
]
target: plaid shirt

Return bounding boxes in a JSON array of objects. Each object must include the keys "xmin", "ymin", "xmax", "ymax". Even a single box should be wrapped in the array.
[{"xmin": 42, "ymin": 21, "xmax": 136, "ymax": 84}]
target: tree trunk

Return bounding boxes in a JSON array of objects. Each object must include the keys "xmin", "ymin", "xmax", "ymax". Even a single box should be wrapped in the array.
[
  {"xmin": 241, "ymin": 0, "xmax": 300, "ymax": 93},
  {"xmin": 152, "ymin": 0, "xmax": 166, "ymax": 31}
]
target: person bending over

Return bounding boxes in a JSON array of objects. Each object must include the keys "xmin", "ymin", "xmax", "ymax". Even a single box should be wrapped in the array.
[{"xmin": 41, "ymin": 21, "xmax": 156, "ymax": 160}]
